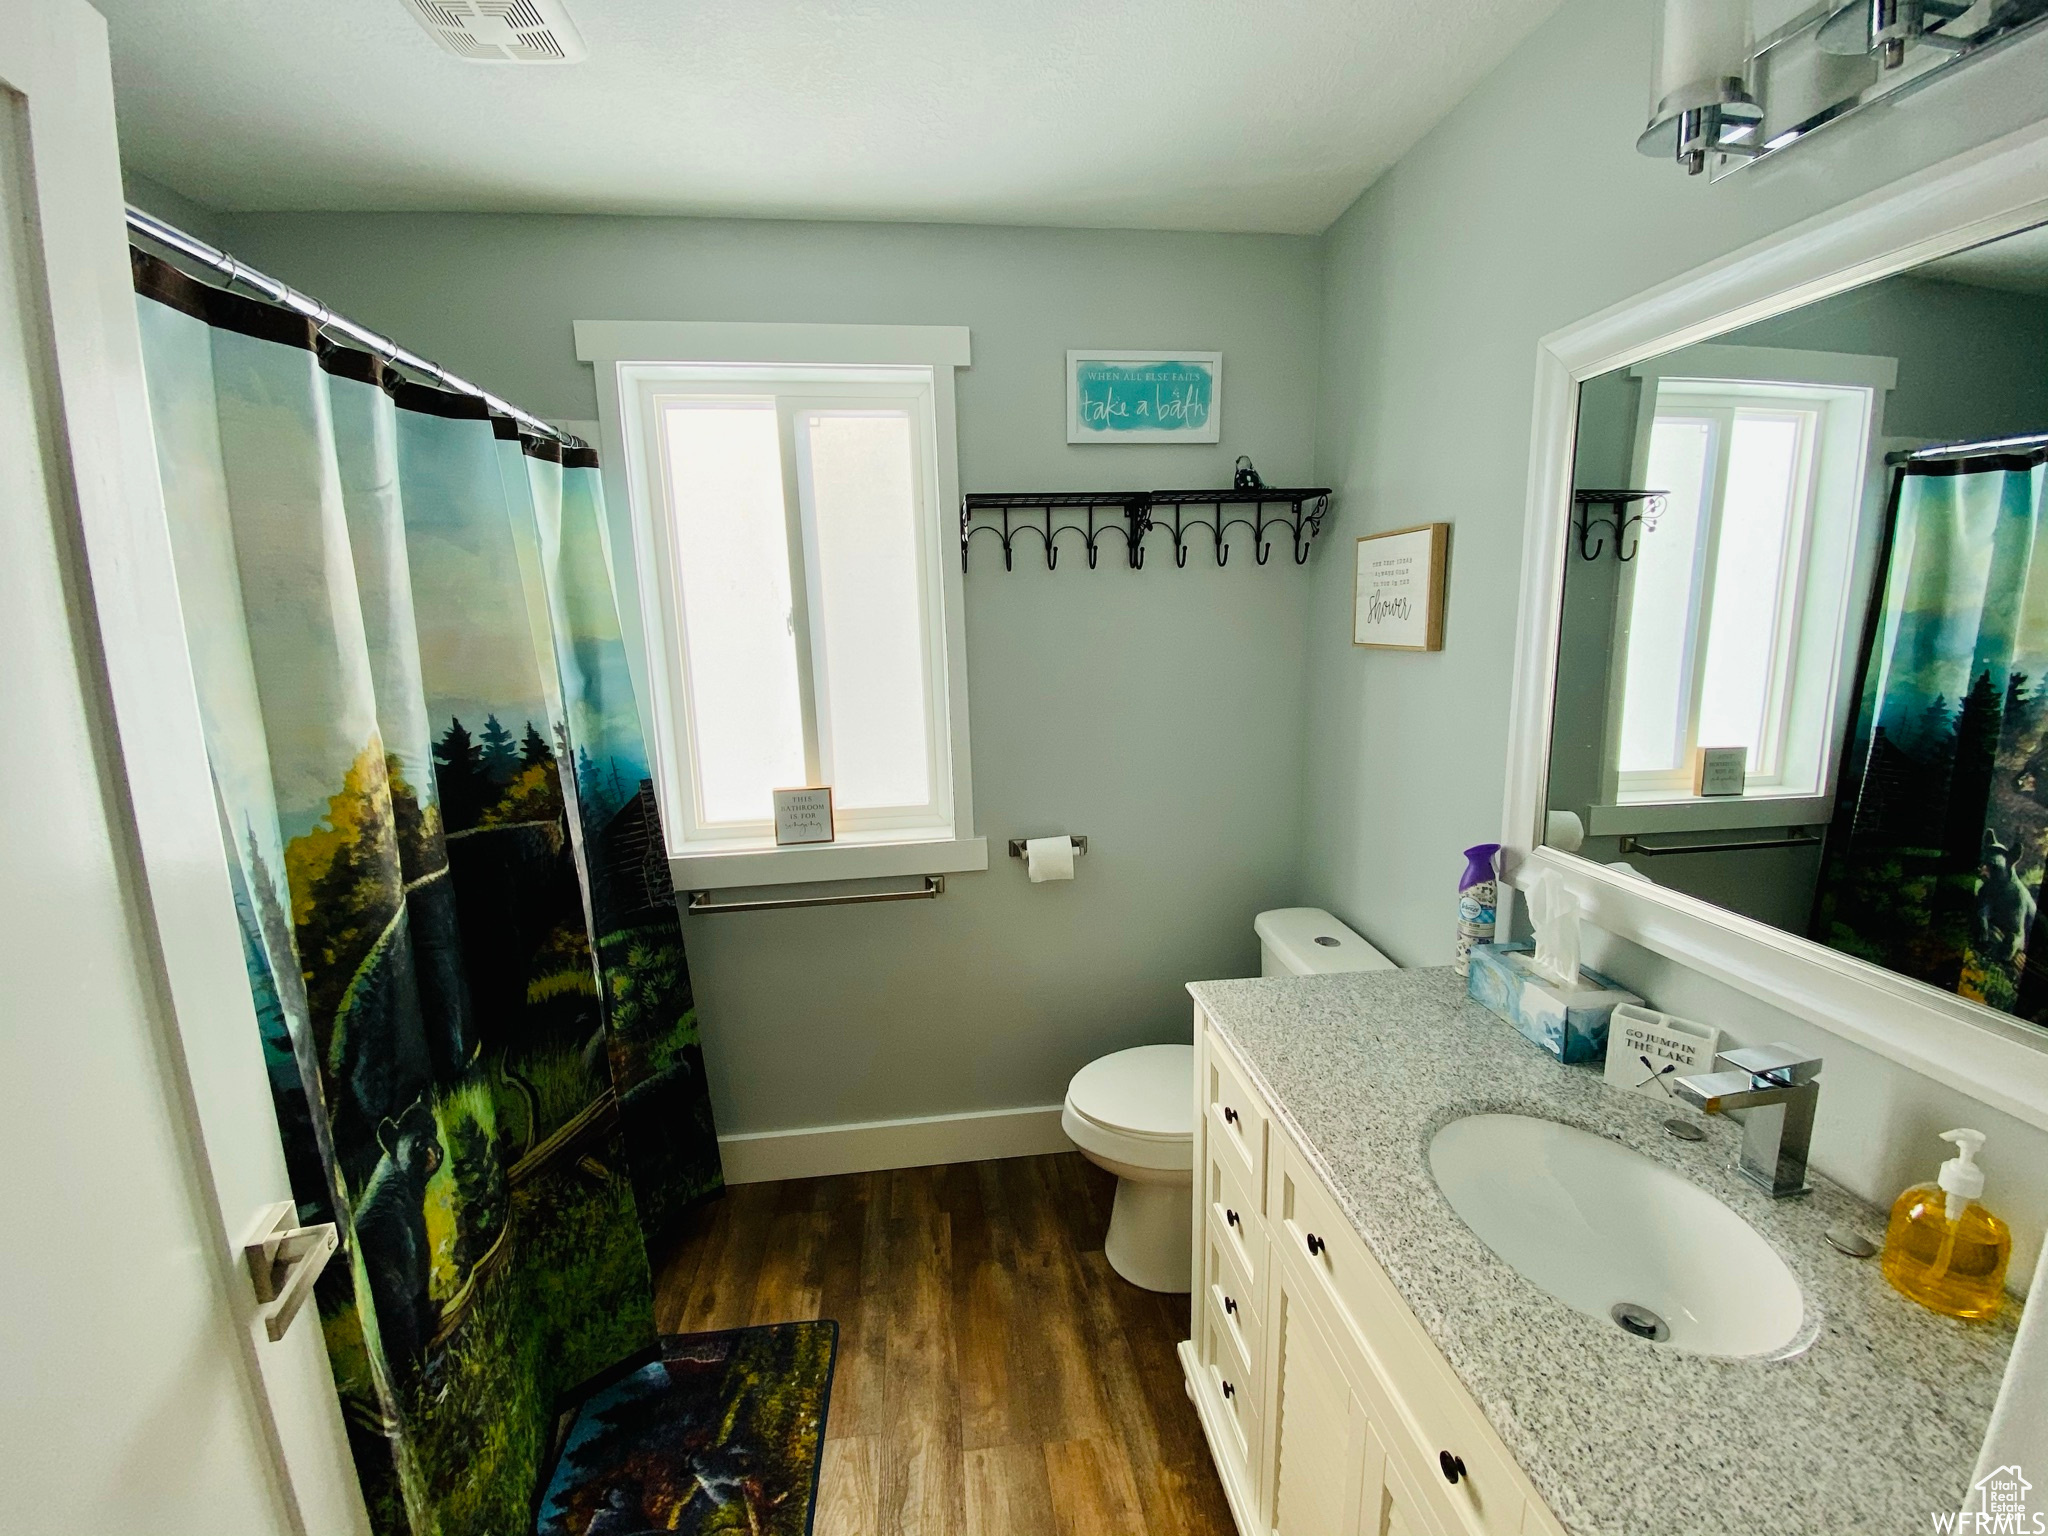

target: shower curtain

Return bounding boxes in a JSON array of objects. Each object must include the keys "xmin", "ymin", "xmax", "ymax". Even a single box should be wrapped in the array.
[
  {"xmin": 131, "ymin": 250, "xmax": 721, "ymax": 1536},
  {"xmin": 1813, "ymin": 446, "xmax": 2048, "ymax": 1027}
]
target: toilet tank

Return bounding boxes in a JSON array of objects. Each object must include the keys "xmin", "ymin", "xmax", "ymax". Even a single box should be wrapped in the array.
[{"xmin": 1254, "ymin": 907, "xmax": 1397, "ymax": 976}]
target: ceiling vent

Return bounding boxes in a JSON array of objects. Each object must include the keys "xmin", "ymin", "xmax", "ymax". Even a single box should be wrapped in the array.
[{"xmin": 399, "ymin": 0, "xmax": 587, "ymax": 63}]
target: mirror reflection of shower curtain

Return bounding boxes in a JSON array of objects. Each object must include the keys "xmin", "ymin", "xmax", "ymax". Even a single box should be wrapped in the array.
[
  {"xmin": 1813, "ymin": 445, "xmax": 2048, "ymax": 1027},
  {"xmin": 130, "ymin": 249, "xmax": 722, "ymax": 1536}
]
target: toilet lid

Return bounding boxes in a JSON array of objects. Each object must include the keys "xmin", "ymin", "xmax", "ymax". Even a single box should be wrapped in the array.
[{"xmin": 1066, "ymin": 1044, "xmax": 1193, "ymax": 1140}]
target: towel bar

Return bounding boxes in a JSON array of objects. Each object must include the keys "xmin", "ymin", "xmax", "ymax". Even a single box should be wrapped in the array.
[
  {"xmin": 685, "ymin": 875, "xmax": 944, "ymax": 915},
  {"xmin": 1617, "ymin": 832, "xmax": 1821, "ymax": 858}
]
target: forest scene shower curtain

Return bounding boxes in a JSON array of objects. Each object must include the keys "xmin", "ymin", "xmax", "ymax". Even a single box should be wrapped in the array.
[
  {"xmin": 131, "ymin": 250, "xmax": 721, "ymax": 1535},
  {"xmin": 1815, "ymin": 446, "xmax": 2048, "ymax": 1027}
]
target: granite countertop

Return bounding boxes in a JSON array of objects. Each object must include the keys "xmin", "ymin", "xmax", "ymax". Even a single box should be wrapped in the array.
[{"xmin": 1187, "ymin": 967, "xmax": 2018, "ymax": 1536}]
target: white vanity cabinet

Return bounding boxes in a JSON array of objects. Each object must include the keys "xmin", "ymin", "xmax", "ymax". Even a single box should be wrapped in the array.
[{"xmin": 1182, "ymin": 1008, "xmax": 1569, "ymax": 1536}]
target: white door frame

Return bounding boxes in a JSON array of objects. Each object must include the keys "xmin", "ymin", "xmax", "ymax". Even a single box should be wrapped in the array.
[
  {"xmin": 1501, "ymin": 114, "xmax": 2048, "ymax": 1132},
  {"xmin": 1, "ymin": 1, "xmax": 366, "ymax": 1529}
]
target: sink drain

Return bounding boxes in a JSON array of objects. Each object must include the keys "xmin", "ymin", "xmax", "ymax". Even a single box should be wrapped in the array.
[{"xmin": 1610, "ymin": 1302, "xmax": 1670, "ymax": 1342}]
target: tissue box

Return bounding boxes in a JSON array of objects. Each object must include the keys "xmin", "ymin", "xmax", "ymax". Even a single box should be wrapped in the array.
[{"xmin": 1465, "ymin": 941, "xmax": 1640, "ymax": 1063}]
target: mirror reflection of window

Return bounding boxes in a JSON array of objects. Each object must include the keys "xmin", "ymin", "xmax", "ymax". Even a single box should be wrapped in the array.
[
  {"xmin": 1617, "ymin": 385, "xmax": 1861, "ymax": 800},
  {"xmin": 1603, "ymin": 366, "xmax": 1881, "ymax": 810}
]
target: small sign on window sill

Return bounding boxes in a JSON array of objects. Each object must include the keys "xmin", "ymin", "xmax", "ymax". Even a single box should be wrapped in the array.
[
  {"xmin": 1692, "ymin": 746, "xmax": 1747, "ymax": 797},
  {"xmin": 773, "ymin": 786, "xmax": 835, "ymax": 846}
]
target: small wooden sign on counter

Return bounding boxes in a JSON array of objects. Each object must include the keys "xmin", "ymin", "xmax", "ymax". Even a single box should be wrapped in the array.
[
  {"xmin": 1354, "ymin": 522, "xmax": 1448, "ymax": 651},
  {"xmin": 773, "ymin": 786, "xmax": 835, "ymax": 846},
  {"xmin": 1603, "ymin": 1004, "xmax": 1721, "ymax": 1103}
]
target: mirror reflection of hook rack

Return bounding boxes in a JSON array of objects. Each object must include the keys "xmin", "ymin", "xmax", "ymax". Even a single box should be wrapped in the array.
[{"xmin": 1572, "ymin": 489, "xmax": 1667, "ymax": 561}]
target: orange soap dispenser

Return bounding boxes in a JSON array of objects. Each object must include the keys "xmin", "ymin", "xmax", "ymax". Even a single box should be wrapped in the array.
[{"xmin": 1880, "ymin": 1128, "xmax": 2011, "ymax": 1321}]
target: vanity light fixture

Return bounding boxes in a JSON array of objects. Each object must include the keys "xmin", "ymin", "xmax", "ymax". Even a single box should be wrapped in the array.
[
  {"xmin": 1638, "ymin": 0, "xmax": 1759, "ymax": 175},
  {"xmin": 1639, "ymin": 0, "xmax": 2048, "ymax": 178},
  {"xmin": 1816, "ymin": 0, "xmax": 1969, "ymax": 69}
]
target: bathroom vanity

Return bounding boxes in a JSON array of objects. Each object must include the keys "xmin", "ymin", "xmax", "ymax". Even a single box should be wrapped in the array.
[{"xmin": 1178, "ymin": 968, "xmax": 2017, "ymax": 1536}]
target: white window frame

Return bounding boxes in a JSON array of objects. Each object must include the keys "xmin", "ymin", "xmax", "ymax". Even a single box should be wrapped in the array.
[
  {"xmin": 1588, "ymin": 344, "xmax": 1896, "ymax": 834},
  {"xmin": 576, "ymin": 321, "xmax": 985, "ymax": 889}
]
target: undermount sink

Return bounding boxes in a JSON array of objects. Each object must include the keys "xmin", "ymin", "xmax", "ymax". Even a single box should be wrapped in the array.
[{"xmin": 1429, "ymin": 1113, "xmax": 1805, "ymax": 1358}]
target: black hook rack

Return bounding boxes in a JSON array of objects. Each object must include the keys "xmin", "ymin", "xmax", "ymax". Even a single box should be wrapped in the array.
[
  {"xmin": 1572, "ymin": 489, "xmax": 1667, "ymax": 561},
  {"xmin": 961, "ymin": 487, "xmax": 1331, "ymax": 572}
]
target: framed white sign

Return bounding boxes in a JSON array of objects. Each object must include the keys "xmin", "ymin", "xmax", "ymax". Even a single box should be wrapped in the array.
[
  {"xmin": 1066, "ymin": 350, "xmax": 1222, "ymax": 443},
  {"xmin": 772, "ymin": 786, "xmax": 835, "ymax": 846},
  {"xmin": 1353, "ymin": 523, "xmax": 1448, "ymax": 651},
  {"xmin": 1693, "ymin": 746, "xmax": 1749, "ymax": 797}
]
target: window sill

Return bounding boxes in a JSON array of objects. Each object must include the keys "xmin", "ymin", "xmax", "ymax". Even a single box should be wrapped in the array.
[
  {"xmin": 1584, "ymin": 794, "xmax": 1833, "ymax": 837},
  {"xmin": 669, "ymin": 834, "xmax": 988, "ymax": 891}
]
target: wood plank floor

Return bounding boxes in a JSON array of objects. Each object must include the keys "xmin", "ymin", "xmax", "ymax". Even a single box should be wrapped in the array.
[{"xmin": 653, "ymin": 1153, "xmax": 1235, "ymax": 1536}]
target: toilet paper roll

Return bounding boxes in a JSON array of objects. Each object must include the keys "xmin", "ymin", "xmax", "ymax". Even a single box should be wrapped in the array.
[
  {"xmin": 1544, "ymin": 810, "xmax": 1586, "ymax": 853},
  {"xmin": 1024, "ymin": 836, "xmax": 1075, "ymax": 883}
]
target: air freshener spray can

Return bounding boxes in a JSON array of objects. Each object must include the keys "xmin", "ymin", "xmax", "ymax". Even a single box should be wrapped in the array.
[{"xmin": 1455, "ymin": 843, "xmax": 1501, "ymax": 976}]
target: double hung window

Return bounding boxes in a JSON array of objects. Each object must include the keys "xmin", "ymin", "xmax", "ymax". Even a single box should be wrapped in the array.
[
  {"xmin": 1610, "ymin": 354, "xmax": 1889, "ymax": 808},
  {"xmin": 583, "ymin": 323, "xmax": 980, "ymax": 884}
]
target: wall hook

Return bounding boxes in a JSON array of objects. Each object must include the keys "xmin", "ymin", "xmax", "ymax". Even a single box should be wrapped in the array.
[
  {"xmin": 1572, "ymin": 490, "xmax": 1667, "ymax": 561},
  {"xmin": 961, "ymin": 488, "xmax": 1331, "ymax": 572}
]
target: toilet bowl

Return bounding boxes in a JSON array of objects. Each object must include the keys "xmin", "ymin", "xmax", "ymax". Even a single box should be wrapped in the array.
[
  {"xmin": 1065, "ymin": 908, "xmax": 1394, "ymax": 1293},
  {"xmin": 1062, "ymin": 1044, "xmax": 1194, "ymax": 1293}
]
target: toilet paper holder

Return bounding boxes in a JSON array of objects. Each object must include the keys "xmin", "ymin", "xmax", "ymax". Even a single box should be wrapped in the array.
[{"xmin": 1008, "ymin": 835, "xmax": 1087, "ymax": 858}]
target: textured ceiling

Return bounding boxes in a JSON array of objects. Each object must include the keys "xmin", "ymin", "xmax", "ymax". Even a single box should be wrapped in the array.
[{"xmin": 97, "ymin": 0, "xmax": 1563, "ymax": 235}]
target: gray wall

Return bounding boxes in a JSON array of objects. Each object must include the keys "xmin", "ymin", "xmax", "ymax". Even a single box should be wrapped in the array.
[
  {"xmin": 1302, "ymin": 0, "xmax": 2048, "ymax": 1277},
  {"xmin": 1726, "ymin": 274, "xmax": 2048, "ymax": 443},
  {"xmin": 124, "ymin": 170, "xmax": 224, "ymax": 243},
  {"xmin": 204, "ymin": 212, "xmax": 1322, "ymax": 1137}
]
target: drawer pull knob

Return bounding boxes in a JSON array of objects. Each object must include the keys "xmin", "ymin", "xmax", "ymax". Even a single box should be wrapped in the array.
[
  {"xmin": 1223, "ymin": 1295, "xmax": 1238, "ymax": 1316},
  {"xmin": 1305, "ymin": 1232, "xmax": 1326, "ymax": 1257},
  {"xmin": 1221, "ymin": 1379, "xmax": 1236, "ymax": 1400},
  {"xmin": 1226, "ymin": 1208, "xmax": 1241, "ymax": 1229},
  {"xmin": 1223, "ymin": 1105, "xmax": 1240, "ymax": 1126},
  {"xmin": 1440, "ymin": 1451, "xmax": 1466, "ymax": 1485}
]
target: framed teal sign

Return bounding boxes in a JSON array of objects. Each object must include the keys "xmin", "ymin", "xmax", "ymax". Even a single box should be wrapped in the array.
[{"xmin": 1067, "ymin": 350, "xmax": 1222, "ymax": 444}]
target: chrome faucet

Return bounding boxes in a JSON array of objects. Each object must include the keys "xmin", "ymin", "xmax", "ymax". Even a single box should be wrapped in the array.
[{"xmin": 1673, "ymin": 1044, "xmax": 1821, "ymax": 1198}]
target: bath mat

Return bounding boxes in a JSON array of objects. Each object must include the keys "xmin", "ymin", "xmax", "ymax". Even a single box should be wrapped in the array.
[{"xmin": 535, "ymin": 1321, "xmax": 838, "ymax": 1535}]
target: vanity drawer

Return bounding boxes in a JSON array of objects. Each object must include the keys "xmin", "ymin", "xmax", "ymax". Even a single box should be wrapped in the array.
[
  {"xmin": 1204, "ymin": 1021, "xmax": 1269, "ymax": 1196},
  {"xmin": 1203, "ymin": 1206, "xmax": 1261, "ymax": 1378},
  {"xmin": 1277, "ymin": 1145, "xmax": 1533, "ymax": 1536},
  {"xmin": 1205, "ymin": 1138, "xmax": 1266, "ymax": 1302},
  {"xmin": 1200, "ymin": 1301, "xmax": 1261, "ymax": 1484}
]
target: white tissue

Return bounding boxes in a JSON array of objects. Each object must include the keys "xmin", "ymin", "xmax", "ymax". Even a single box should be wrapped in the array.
[
  {"xmin": 1024, "ymin": 836, "xmax": 1075, "ymax": 883},
  {"xmin": 1526, "ymin": 870, "xmax": 1582, "ymax": 988}
]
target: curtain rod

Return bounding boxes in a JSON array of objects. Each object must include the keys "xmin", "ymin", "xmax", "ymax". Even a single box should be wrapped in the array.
[
  {"xmin": 124, "ymin": 205, "xmax": 583, "ymax": 449},
  {"xmin": 1886, "ymin": 431, "xmax": 2048, "ymax": 465}
]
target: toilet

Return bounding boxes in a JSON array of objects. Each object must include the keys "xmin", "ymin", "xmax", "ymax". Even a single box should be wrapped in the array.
[
  {"xmin": 1063, "ymin": 907, "xmax": 1396, "ymax": 1292},
  {"xmin": 1253, "ymin": 906, "xmax": 1399, "ymax": 980}
]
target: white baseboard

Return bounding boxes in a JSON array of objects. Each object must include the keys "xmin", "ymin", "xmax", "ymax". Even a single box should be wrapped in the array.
[{"xmin": 717, "ymin": 1103, "xmax": 1072, "ymax": 1184}]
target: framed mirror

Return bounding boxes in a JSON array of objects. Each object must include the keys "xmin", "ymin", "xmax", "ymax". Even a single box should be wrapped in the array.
[{"xmin": 1504, "ymin": 120, "xmax": 2048, "ymax": 1129}]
